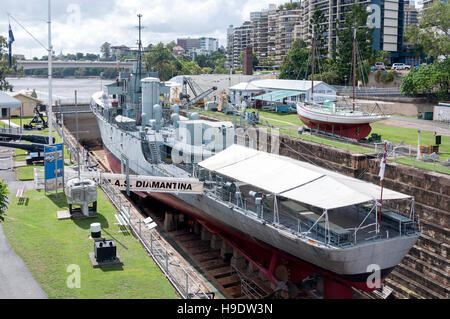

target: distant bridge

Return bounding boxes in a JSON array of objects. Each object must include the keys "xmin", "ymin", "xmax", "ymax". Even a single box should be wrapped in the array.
[{"xmin": 17, "ymin": 60, "xmax": 135, "ymax": 70}]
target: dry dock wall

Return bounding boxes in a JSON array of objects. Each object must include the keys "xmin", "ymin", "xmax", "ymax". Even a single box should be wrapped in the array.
[{"xmin": 277, "ymin": 134, "xmax": 449, "ymax": 299}]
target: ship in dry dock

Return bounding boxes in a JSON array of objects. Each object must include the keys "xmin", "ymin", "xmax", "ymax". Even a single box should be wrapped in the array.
[{"xmin": 90, "ymin": 30, "xmax": 420, "ymax": 299}]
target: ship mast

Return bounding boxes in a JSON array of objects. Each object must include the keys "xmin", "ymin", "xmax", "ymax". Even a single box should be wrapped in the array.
[
  {"xmin": 137, "ymin": 13, "xmax": 143, "ymax": 80},
  {"xmin": 311, "ymin": 25, "xmax": 315, "ymax": 103},
  {"xmin": 352, "ymin": 28, "xmax": 356, "ymax": 111}
]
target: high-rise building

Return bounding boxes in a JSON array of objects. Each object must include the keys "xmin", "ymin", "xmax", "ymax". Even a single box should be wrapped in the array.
[
  {"xmin": 227, "ymin": 3, "xmax": 302, "ymax": 68},
  {"xmin": 404, "ymin": 0, "xmax": 419, "ymax": 26},
  {"xmin": 177, "ymin": 37, "xmax": 218, "ymax": 55},
  {"xmin": 229, "ymin": 21, "xmax": 252, "ymax": 68},
  {"xmin": 300, "ymin": 0, "xmax": 404, "ymax": 59},
  {"xmin": 226, "ymin": 0, "xmax": 414, "ymax": 69}
]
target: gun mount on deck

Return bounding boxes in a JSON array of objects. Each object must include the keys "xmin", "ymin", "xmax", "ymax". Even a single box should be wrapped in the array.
[{"xmin": 0, "ymin": 132, "xmax": 55, "ymax": 145}]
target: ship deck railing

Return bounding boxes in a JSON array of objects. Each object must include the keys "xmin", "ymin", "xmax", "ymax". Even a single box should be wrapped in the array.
[{"xmin": 198, "ymin": 171, "xmax": 419, "ymax": 249}]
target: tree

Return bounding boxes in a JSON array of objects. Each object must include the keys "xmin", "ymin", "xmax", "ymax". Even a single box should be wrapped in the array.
[
  {"xmin": 166, "ymin": 41, "xmax": 176, "ymax": 52},
  {"xmin": 401, "ymin": 59, "xmax": 450, "ymax": 100},
  {"xmin": 278, "ymin": 2, "xmax": 299, "ymax": 10},
  {"xmin": 375, "ymin": 50, "xmax": 391, "ymax": 65},
  {"xmin": 144, "ymin": 42, "xmax": 177, "ymax": 81},
  {"xmin": 0, "ymin": 179, "xmax": 9, "ymax": 218},
  {"xmin": 0, "ymin": 36, "xmax": 17, "ymax": 91},
  {"xmin": 335, "ymin": 3, "xmax": 374, "ymax": 85},
  {"xmin": 179, "ymin": 60, "xmax": 202, "ymax": 75},
  {"xmin": 260, "ymin": 57, "xmax": 275, "ymax": 68},
  {"xmin": 279, "ymin": 39, "xmax": 311, "ymax": 79},
  {"xmin": 309, "ymin": 9, "xmax": 328, "ymax": 57},
  {"xmin": 100, "ymin": 42, "xmax": 111, "ymax": 59},
  {"xmin": 404, "ymin": 1, "xmax": 450, "ymax": 59},
  {"xmin": 201, "ymin": 67, "xmax": 212, "ymax": 74},
  {"xmin": 75, "ymin": 52, "xmax": 84, "ymax": 60},
  {"xmin": 214, "ymin": 65, "xmax": 225, "ymax": 74}
]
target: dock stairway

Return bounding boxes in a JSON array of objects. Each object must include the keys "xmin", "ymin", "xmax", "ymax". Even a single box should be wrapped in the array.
[{"xmin": 140, "ymin": 131, "xmax": 161, "ymax": 164}]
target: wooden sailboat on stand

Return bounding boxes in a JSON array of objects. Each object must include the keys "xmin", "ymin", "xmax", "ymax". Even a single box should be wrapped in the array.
[{"xmin": 296, "ymin": 28, "xmax": 390, "ymax": 140}]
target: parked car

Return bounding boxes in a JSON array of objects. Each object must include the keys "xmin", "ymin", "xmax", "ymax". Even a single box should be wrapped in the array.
[
  {"xmin": 374, "ymin": 62, "xmax": 385, "ymax": 70},
  {"xmin": 392, "ymin": 63, "xmax": 411, "ymax": 70}
]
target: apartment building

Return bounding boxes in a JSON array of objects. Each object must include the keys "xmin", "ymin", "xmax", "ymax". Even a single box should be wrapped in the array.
[
  {"xmin": 227, "ymin": 3, "xmax": 302, "ymax": 69},
  {"xmin": 228, "ymin": 21, "xmax": 252, "ymax": 68},
  {"xmin": 404, "ymin": 0, "xmax": 419, "ymax": 25},
  {"xmin": 177, "ymin": 37, "xmax": 219, "ymax": 56},
  {"xmin": 274, "ymin": 7, "xmax": 303, "ymax": 65},
  {"xmin": 299, "ymin": 0, "xmax": 404, "ymax": 59},
  {"xmin": 227, "ymin": 1, "xmax": 414, "ymax": 69}
]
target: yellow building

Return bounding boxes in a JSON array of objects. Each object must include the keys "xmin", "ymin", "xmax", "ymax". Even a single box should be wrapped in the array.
[{"xmin": 10, "ymin": 93, "xmax": 42, "ymax": 117}]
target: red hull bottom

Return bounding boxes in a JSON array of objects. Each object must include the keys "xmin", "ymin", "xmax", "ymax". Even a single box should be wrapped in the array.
[
  {"xmin": 104, "ymin": 148, "xmax": 385, "ymax": 298},
  {"xmin": 299, "ymin": 115, "xmax": 372, "ymax": 140}
]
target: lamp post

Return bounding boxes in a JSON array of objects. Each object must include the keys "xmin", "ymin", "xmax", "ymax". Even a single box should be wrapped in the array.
[{"xmin": 416, "ymin": 129, "xmax": 421, "ymax": 160}]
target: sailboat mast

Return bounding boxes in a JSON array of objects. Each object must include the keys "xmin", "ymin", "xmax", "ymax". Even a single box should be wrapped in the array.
[
  {"xmin": 352, "ymin": 28, "xmax": 356, "ymax": 111},
  {"xmin": 311, "ymin": 25, "xmax": 315, "ymax": 103}
]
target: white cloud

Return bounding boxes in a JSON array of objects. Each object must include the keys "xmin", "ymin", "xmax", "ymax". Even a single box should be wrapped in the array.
[{"xmin": 0, "ymin": 0, "xmax": 288, "ymax": 59}]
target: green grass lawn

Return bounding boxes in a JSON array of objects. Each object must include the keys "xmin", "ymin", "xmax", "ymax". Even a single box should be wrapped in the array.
[
  {"xmin": 371, "ymin": 123, "xmax": 450, "ymax": 161},
  {"xmin": 392, "ymin": 156, "xmax": 450, "ymax": 175},
  {"xmin": 17, "ymin": 165, "xmax": 37, "ymax": 181},
  {"xmin": 2, "ymin": 188, "xmax": 178, "ymax": 299}
]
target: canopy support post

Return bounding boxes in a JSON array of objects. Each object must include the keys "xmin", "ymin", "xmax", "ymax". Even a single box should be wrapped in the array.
[
  {"xmin": 324, "ymin": 210, "xmax": 330, "ymax": 245},
  {"xmin": 273, "ymin": 195, "xmax": 279, "ymax": 224},
  {"xmin": 304, "ymin": 210, "xmax": 327, "ymax": 236}
]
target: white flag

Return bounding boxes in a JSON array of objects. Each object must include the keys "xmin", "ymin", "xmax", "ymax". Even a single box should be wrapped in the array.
[{"xmin": 379, "ymin": 149, "xmax": 387, "ymax": 180}]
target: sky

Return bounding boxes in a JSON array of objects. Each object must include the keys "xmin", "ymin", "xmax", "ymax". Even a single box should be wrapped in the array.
[
  {"xmin": 0, "ymin": 0, "xmax": 290, "ymax": 59},
  {"xmin": 1, "ymin": 0, "xmax": 422, "ymax": 59}
]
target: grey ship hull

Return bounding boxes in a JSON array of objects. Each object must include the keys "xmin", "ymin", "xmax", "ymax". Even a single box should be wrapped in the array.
[{"xmin": 92, "ymin": 103, "xmax": 419, "ymax": 291}]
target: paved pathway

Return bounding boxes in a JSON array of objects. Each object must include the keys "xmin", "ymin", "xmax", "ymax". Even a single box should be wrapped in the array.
[
  {"xmin": 0, "ymin": 225, "xmax": 48, "ymax": 299},
  {"xmin": 0, "ymin": 146, "xmax": 47, "ymax": 299}
]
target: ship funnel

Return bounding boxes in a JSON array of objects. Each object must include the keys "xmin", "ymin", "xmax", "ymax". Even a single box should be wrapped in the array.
[{"xmin": 141, "ymin": 77, "xmax": 160, "ymax": 120}]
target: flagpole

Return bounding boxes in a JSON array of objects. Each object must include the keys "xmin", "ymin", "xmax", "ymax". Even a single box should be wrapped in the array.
[
  {"xmin": 378, "ymin": 142, "xmax": 387, "ymax": 233},
  {"xmin": 48, "ymin": 0, "xmax": 53, "ymax": 145}
]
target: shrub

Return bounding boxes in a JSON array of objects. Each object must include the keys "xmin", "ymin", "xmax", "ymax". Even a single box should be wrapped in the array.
[{"xmin": 0, "ymin": 180, "xmax": 9, "ymax": 217}]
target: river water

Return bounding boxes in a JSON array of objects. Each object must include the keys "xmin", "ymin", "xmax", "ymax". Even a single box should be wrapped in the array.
[{"xmin": 6, "ymin": 77, "xmax": 114, "ymax": 104}]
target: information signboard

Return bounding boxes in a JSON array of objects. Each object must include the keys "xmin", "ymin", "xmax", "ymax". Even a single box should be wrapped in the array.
[{"xmin": 44, "ymin": 143, "xmax": 64, "ymax": 192}]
